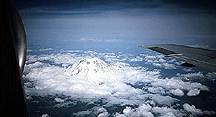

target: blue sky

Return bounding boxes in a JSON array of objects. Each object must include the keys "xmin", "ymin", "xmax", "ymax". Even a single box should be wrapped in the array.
[{"xmin": 17, "ymin": 0, "xmax": 216, "ymax": 49}]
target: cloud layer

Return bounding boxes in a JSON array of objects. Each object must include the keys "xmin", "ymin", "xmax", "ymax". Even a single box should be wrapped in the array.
[{"xmin": 23, "ymin": 50, "xmax": 215, "ymax": 117}]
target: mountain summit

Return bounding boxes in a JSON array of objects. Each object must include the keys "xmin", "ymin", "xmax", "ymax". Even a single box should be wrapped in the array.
[{"xmin": 65, "ymin": 57, "xmax": 117, "ymax": 84}]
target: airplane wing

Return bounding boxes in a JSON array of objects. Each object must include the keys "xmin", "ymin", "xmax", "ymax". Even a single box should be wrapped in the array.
[{"xmin": 144, "ymin": 44, "xmax": 216, "ymax": 72}]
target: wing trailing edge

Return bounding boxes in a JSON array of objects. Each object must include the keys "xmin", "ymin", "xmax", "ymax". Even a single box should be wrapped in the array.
[{"xmin": 144, "ymin": 44, "xmax": 216, "ymax": 72}]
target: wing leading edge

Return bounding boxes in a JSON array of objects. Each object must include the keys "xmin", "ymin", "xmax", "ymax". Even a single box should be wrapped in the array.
[{"xmin": 144, "ymin": 44, "xmax": 216, "ymax": 72}]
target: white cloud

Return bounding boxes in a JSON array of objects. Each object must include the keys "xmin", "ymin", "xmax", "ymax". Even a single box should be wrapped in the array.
[
  {"xmin": 150, "ymin": 78, "xmax": 208, "ymax": 94},
  {"xmin": 115, "ymin": 104, "xmax": 182, "ymax": 117},
  {"xmin": 73, "ymin": 107, "xmax": 109, "ymax": 117},
  {"xmin": 187, "ymin": 89, "xmax": 200, "ymax": 96},
  {"xmin": 129, "ymin": 56, "xmax": 143, "ymax": 62},
  {"xmin": 150, "ymin": 94, "xmax": 178, "ymax": 106},
  {"xmin": 147, "ymin": 87, "xmax": 166, "ymax": 94},
  {"xmin": 39, "ymin": 48, "xmax": 53, "ymax": 51},
  {"xmin": 115, "ymin": 105, "xmax": 154, "ymax": 117},
  {"xmin": 183, "ymin": 103, "xmax": 215, "ymax": 116},
  {"xmin": 183, "ymin": 103, "xmax": 203, "ymax": 115},
  {"xmin": 41, "ymin": 114, "xmax": 49, "ymax": 117},
  {"xmin": 23, "ymin": 50, "xmax": 214, "ymax": 116},
  {"xmin": 177, "ymin": 72, "xmax": 204, "ymax": 78},
  {"xmin": 80, "ymin": 37, "xmax": 121, "ymax": 42},
  {"xmin": 170, "ymin": 89, "xmax": 184, "ymax": 97},
  {"xmin": 143, "ymin": 55, "xmax": 177, "ymax": 69},
  {"xmin": 151, "ymin": 106, "xmax": 180, "ymax": 117},
  {"xmin": 54, "ymin": 97, "xmax": 64, "ymax": 103},
  {"xmin": 160, "ymin": 112, "xmax": 176, "ymax": 117},
  {"xmin": 115, "ymin": 103, "xmax": 215, "ymax": 117},
  {"xmin": 27, "ymin": 49, "xmax": 32, "ymax": 52},
  {"xmin": 98, "ymin": 112, "xmax": 109, "ymax": 117}
]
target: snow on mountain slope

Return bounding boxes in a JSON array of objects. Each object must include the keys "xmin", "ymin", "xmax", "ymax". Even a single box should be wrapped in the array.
[{"xmin": 65, "ymin": 57, "xmax": 117, "ymax": 84}]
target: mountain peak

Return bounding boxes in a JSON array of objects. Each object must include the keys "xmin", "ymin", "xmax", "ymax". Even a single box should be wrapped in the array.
[{"xmin": 65, "ymin": 57, "xmax": 116, "ymax": 84}]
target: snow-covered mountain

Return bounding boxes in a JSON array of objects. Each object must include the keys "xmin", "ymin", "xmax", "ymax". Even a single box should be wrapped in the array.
[{"xmin": 65, "ymin": 57, "xmax": 117, "ymax": 84}]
